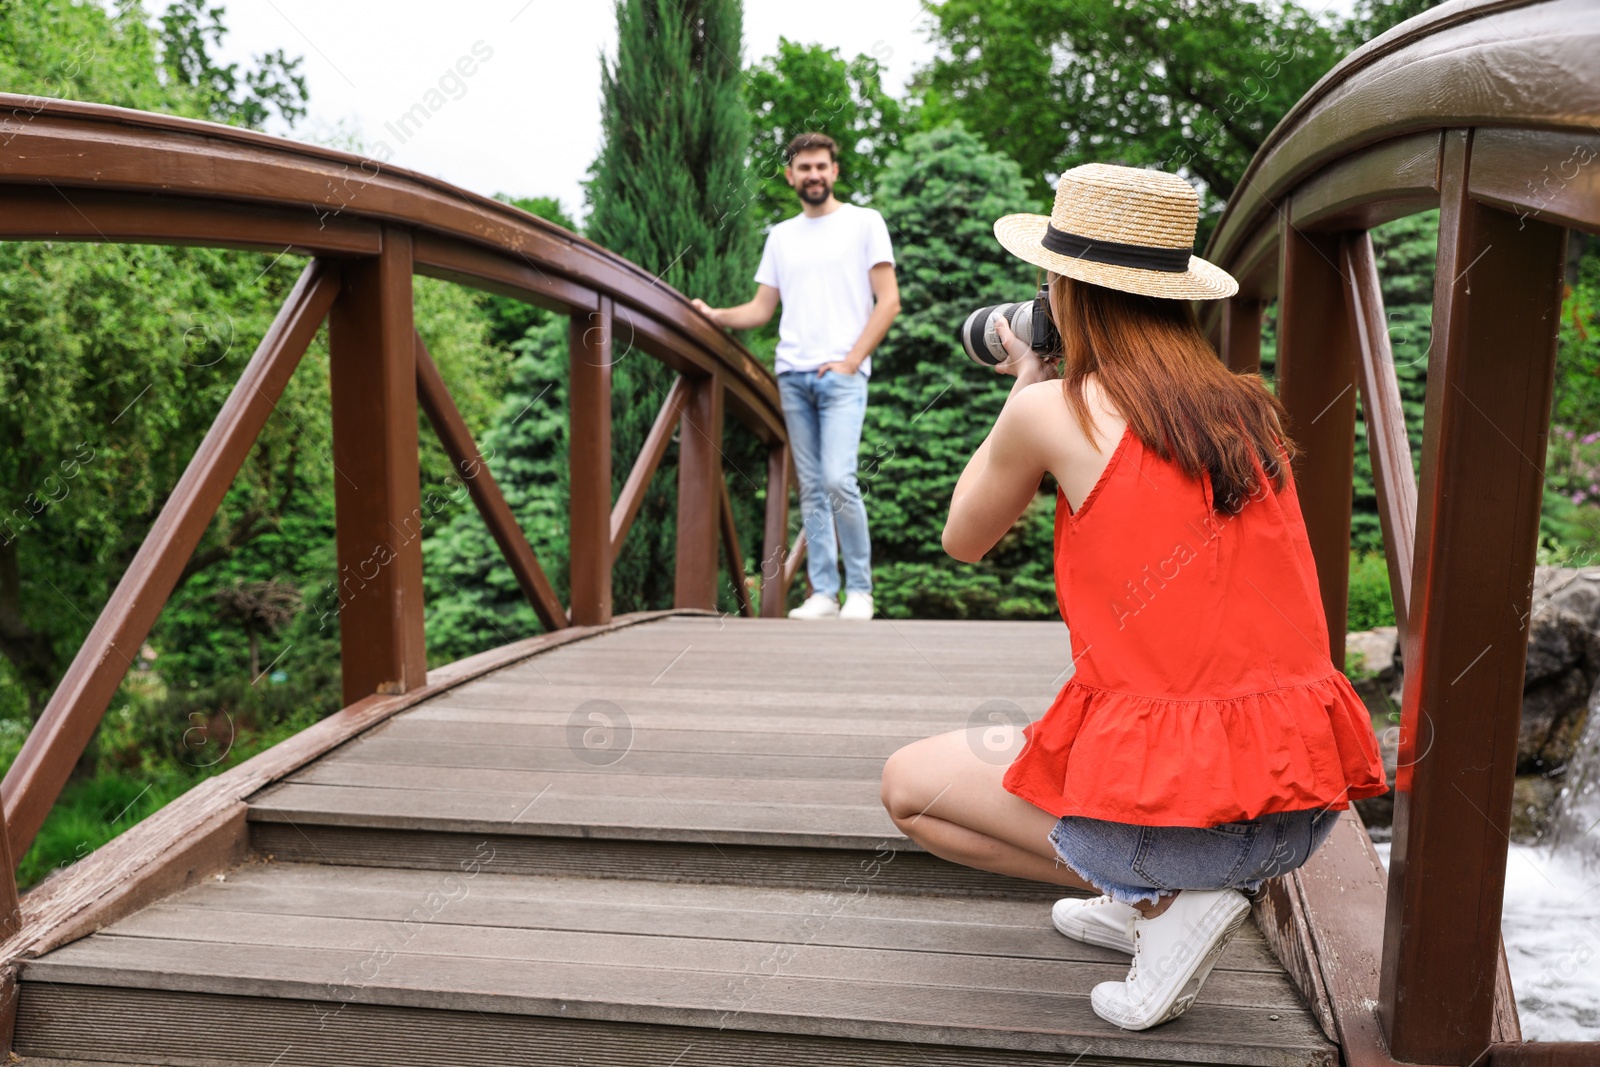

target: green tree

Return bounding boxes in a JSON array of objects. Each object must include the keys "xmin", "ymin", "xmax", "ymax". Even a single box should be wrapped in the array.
[
  {"xmin": 915, "ymin": 0, "xmax": 1436, "ymax": 241},
  {"xmin": 480, "ymin": 195, "xmax": 578, "ymax": 349},
  {"xmin": 158, "ymin": 0, "xmax": 307, "ymax": 129},
  {"xmin": 861, "ymin": 125, "xmax": 1056, "ymax": 619},
  {"xmin": 424, "ymin": 317, "xmax": 571, "ymax": 663},
  {"xmin": 744, "ymin": 38, "xmax": 905, "ymax": 233},
  {"xmin": 1542, "ymin": 236, "xmax": 1600, "ymax": 561},
  {"xmin": 584, "ymin": 0, "xmax": 759, "ymax": 613},
  {"xmin": 1349, "ymin": 209, "xmax": 1435, "ymax": 553}
]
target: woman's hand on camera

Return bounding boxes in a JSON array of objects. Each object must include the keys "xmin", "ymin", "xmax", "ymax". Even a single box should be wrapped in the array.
[{"xmin": 993, "ymin": 316, "xmax": 1058, "ymax": 386}]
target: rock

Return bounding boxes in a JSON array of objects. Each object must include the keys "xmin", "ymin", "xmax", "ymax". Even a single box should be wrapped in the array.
[
  {"xmin": 1510, "ymin": 775, "xmax": 1563, "ymax": 842},
  {"xmin": 1346, "ymin": 566, "xmax": 1600, "ymax": 832},
  {"xmin": 1354, "ymin": 790, "xmax": 1394, "ymax": 830},
  {"xmin": 1535, "ymin": 565, "xmax": 1600, "ymax": 623},
  {"xmin": 1524, "ymin": 605, "xmax": 1599, "ymax": 686},
  {"xmin": 1347, "ymin": 626, "xmax": 1399, "ymax": 677},
  {"xmin": 1520, "ymin": 666, "xmax": 1596, "ymax": 773}
]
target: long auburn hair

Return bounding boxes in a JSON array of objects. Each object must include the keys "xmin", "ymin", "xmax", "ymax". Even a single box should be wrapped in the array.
[{"xmin": 1046, "ymin": 272, "xmax": 1297, "ymax": 515}]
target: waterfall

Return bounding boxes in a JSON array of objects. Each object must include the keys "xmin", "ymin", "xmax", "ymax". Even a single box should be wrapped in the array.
[{"xmin": 1549, "ymin": 681, "xmax": 1600, "ymax": 868}]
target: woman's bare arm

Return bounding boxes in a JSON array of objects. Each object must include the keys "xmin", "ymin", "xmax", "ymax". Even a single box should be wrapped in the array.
[{"xmin": 943, "ymin": 319, "xmax": 1060, "ymax": 562}]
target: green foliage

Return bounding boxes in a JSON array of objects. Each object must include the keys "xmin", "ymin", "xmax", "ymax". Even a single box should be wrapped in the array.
[
  {"xmin": 915, "ymin": 0, "xmax": 1431, "ymax": 244},
  {"xmin": 0, "ymin": 2, "xmax": 509, "ymax": 883},
  {"xmin": 1348, "ymin": 209, "xmax": 1435, "ymax": 553},
  {"xmin": 861, "ymin": 125, "xmax": 1055, "ymax": 619},
  {"xmin": 480, "ymin": 196, "xmax": 579, "ymax": 348},
  {"xmin": 157, "ymin": 0, "xmax": 307, "ymax": 129},
  {"xmin": 0, "ymin": 242, "xmax": 311, "ymax": 706},
  {"xmin": 1347, "ymin": 550, "xmax": 1397, "ymax": 633},
  {"xmin": 585, "ymin": 0, "xmax": 758, "ymax": 612},
  {"xmin": 744, "ymin": 38, "xmax": 905, "ymax": 233},
  {"xmin": 15, "ymin": 671, "xmax": 334, "ymax": 888},
  {"xmin": 585, "ymin": 0, "xmax": 756, "ymax": 307},
  {"xmin": 0, "ymin": 0, "xmax": 183, "ymax": 115},
  {"xmin": 424, "ymin": 317, "xmax": 570, "ymax": 664},
  {"xmin": 1542, "ymin": 237, "xmax": 1600, "ymax": 563}
]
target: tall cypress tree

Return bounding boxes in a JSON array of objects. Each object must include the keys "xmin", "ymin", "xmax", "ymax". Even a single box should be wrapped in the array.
[{"xmin": 586, "ymin": 0, "xmax": 758, "ymax": 613}]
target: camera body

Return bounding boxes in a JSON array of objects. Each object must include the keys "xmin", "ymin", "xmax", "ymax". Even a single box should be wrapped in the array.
[{"xmin": 959, "ymin": 285, "xmax": 1062, "ymax": 367}]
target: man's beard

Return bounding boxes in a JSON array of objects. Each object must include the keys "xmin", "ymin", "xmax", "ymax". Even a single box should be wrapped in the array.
[{"xmin": 797, "ymin": 177, "xmax": 831, "ymax": 205}]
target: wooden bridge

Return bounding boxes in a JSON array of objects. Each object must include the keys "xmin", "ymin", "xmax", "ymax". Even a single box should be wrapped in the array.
[{"xmin": 0, "ymin": 2, "xmax": 1596, "ymax": 1064}]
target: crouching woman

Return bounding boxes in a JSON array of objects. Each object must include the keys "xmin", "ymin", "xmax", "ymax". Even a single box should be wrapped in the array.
[{"xmin": 878, "ymin": 163, "xmax": 1388, "ymax": 1032}]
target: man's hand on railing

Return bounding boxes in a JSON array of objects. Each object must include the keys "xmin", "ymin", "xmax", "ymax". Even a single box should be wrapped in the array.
[
  {"xmin": 690, "ymin": 298, "xmax": 726, "ymax": 329},
  {"xmin": 691, "ymin": 285, "xmax": 778, "ymax": 332}
]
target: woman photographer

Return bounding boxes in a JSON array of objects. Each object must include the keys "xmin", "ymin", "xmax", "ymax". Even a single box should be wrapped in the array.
[{"xmin": 878, "ymin": 163, "xmax": 1388, "ymax": 1031}]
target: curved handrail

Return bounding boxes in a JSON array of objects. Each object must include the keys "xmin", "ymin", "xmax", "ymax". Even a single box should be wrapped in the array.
[
  {"xmin": 0, "ymin": 94, "xmax": 799, "ymax": 937},
  {"xmin": 0, "ymin": 93, "xmax": 782, "ymax": 435},
  {"xmin": 1198, "ymin": 2, "xmax": 1598, "ymax": 1063},
  {"xmin": 1204, "ymin": 0, "xmax": 1600, "ymax": 294}
]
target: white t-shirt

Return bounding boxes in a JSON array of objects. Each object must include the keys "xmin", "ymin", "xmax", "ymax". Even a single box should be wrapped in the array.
[{"xmin": 754, "ymin": 203, "xmax": 895, "ymax": 376}]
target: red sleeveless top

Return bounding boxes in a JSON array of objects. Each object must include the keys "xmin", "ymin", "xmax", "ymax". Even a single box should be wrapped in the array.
[{"xmin": 1001, "ymin": 423, "xmax": 1389, "ymax": 828}]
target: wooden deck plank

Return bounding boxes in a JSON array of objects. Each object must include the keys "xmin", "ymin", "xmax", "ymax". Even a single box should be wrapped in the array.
[
  {"xmin": 404, "ymin": 705, "xmax": 985, "ymax": 731},
  {"xmin": 24, "ymin": 936, "xmax": 1334, "ymax": 1066},
  {"xmin": 138, "ymin": 861, "xmax": 1280, "ymax": 972},
  {"xmin": 249, "ymin": 781, "xmax": 902, "ymax": 846},
  {"xmin": 422, "ymin": 684, "xmax": 1055, "ymax": 713},
  {"xmin": 284, "ymin": 762, "xmax": 890, "ymax": 804},
  {"xmin": 15, "ymin": 985, "xmax": 1332, "ymax": 1067},
  {"xmin": 366, "ymin": 717, "xmax": 931, "ymax": 756},
  {"xmin": 83, "ymin": 908, "xmax": 1305, "ymax": 1008},
  {"xmin": 293, "ymin": 738, "xmax": 892, "ymax": 780}
]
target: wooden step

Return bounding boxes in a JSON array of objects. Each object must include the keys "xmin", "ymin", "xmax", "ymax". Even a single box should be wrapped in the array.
[
  {"xmin": 247, "ymin": 822, "xmax": 1067, "ymax": 900},
  {"xmin": 15, "ymin": 861, "xmax": 1336, "ymax": 1067}
]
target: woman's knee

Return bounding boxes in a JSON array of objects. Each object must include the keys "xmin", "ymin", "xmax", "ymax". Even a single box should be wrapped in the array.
[{"xmin": 879, "ymin": 743, "xmax": 923, "ymax": 823}]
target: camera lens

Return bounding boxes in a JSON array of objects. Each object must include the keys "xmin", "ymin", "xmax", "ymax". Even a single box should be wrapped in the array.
[{"xmin": 960, "ymin": 301, "xmax": 1031, "ymax": 366}]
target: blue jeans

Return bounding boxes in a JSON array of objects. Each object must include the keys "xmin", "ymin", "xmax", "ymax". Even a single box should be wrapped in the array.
[
  {"xmin": 1048, "ymin": 807, "xmax": 1341, "ymax": 906},
  {"xmin": 777, "ymin": 369, "xmax": 872, "ymax": 598}
]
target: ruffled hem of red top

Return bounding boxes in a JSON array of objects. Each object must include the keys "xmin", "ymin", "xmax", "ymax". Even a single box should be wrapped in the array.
[{"xmin": 1001, "ymin": 668, "xmax": 1390, "ymax": 828}]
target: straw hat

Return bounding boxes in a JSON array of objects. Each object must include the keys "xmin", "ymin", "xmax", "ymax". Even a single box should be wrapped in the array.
[{"xmin": 993, "ymin": 163, "xmax": 1237, "ymax": 300}]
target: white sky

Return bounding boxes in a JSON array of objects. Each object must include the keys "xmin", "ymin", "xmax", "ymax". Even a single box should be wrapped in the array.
[{"xmin": 207, "ymin": 1, "xmax": 940, "ymax": 223}]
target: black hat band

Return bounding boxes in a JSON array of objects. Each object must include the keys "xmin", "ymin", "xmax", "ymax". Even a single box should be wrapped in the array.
[{"xmin": 1041, "ymin": 223, "xmax": 1192, "ymax": 273}]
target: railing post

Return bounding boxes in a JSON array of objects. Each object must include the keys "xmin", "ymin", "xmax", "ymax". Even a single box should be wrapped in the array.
[
  {"xmin": 0, "ymin": 801, "xmax": 18, "ymax": 943},
  {"xmin": 328, "ymin": 227, "xmax": 427, "ymax": 704},
  {"xmin": 1342, "ymin": 232, "xmax": 1419, "ymax": 639},
  {"xmin": 1220, "ymin": 297, "xmax": 1264, "ymax": 374},
  {"xmin": 1379, "ymin": 129, "xmax": 1567, "ymax": 1063},
  {"xmin": 570, "ymin": 297, "xmax": 614, "ymax": 625},
  {"xmin": 675, "ymin": 371, "xmax": 723, "ymax": 610},
  {"xmin": 760, "ymin": 442, "xmax": 791, "ymax": 618},
  {"xmin": 1276, "ymin": 225, "xmax": 1359, "ymax": 665}
]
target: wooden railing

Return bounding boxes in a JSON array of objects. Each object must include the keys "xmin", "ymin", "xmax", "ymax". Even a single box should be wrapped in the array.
[
  {"xmin": 1201, "ymin": 1, "xmax": 1599, "ymax": 1064},
  {"xmin": 0, "ymin": 95, "xmax": 799, "ymax": 942}
]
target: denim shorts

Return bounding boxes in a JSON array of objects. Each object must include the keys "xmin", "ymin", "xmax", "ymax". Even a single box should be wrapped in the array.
[{"xmin": 1047, "ymin": 807, "xmax": 1341, "ymax": 906}]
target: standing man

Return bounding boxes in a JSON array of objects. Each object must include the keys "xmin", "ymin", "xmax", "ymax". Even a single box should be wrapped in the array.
[{"xmin": 691, "ymin": 132, "xmax": 900, "ymax": 620}]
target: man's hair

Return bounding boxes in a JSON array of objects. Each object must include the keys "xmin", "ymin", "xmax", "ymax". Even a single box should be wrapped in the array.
[{"xmin": 784, "ymin": 132, "xmax": 837, "ymax": 164}]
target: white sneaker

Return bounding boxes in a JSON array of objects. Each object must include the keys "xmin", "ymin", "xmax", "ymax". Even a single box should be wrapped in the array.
[
  {"xmin": 788, "ymin": 593, "xmax": 840, "ymax": 620},
  {"xmin": 1089, "ymin": 888, "xmax": 1251, "ymax": 1031},
  {"xmin": 1052, "ymin": 895, "xmax": 1138, "ymax": 954},
  {"xmin": 839, "ymin": 592, "xmax": 874, "ymax": 621}
]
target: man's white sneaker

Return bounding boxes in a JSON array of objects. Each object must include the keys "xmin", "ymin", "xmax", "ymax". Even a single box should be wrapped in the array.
[
  {"xmin": 1051, "ymin": 895, "xmax": 1138, "ymax": 954},
  {"xmin": 1089, "ymin": 888, "xmax": 1251, "ymax": 1031},
  {"xmin": 788, "ymin": 593, "xmax": 840, "ymax": 620},
  {"xmin": 839, "ymin": 592, "xmax": 874, "ymax": 620}
]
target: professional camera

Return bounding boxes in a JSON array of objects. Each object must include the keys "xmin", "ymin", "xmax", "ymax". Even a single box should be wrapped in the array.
[{"xmin": 958, "ymin": 285, "xmax": 1061, "ymax": 367}]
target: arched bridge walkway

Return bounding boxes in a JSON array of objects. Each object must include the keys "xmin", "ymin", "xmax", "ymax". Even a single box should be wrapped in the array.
[{"xmin": 15, "ymin": 614, "xmax": 1336, "ymax": 1066}]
